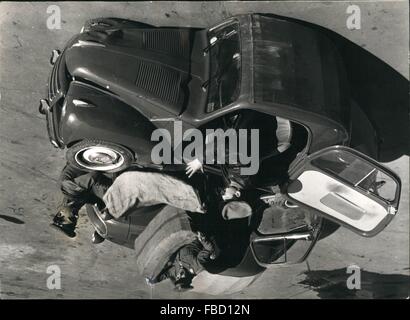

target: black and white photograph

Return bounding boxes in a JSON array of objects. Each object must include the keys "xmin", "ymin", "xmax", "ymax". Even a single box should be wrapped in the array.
[{"xmin": 0, "ymin": 0, "xmax": 408, "ymax": 303}]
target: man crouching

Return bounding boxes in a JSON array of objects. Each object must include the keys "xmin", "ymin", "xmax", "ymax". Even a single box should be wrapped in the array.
[
  {"xmin": 152, "ymin": 232, "xmax": 219, "ymax": 291},
  {"xmin": 51, "ymin": 163, "xmax": 113, "ymax": 238}
]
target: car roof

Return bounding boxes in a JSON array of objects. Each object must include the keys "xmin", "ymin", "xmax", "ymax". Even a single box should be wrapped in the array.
[{"xmin": 251, "ymin": 14, "xmax": 350, "ymax": 127}]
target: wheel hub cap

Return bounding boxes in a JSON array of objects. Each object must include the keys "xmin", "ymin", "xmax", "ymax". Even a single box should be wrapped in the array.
[{"xmin": 75, "ymin": 146, "xmax": 125, "ymax": 171}]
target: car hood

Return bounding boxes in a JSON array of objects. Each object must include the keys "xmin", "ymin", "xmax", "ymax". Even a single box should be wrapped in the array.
[{"xmin": 64, "ymin": 27, "xmax": 208, "ymax": 115}]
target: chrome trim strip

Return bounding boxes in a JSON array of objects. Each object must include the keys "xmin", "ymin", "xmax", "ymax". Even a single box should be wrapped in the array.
[{"xmin": 253, "ymin": 232, "xmax": 313, "ymax": 243}]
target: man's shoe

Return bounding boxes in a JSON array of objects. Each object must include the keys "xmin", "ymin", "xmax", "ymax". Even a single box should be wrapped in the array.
[{"xmin": 51, "ymin": 205, "xmax": 78, "ymax": 238}]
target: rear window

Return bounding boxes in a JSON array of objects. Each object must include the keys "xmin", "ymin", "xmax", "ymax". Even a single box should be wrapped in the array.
[{"xmin": 252, "ymin": 15, "xmax": 348, "ymax": 126}]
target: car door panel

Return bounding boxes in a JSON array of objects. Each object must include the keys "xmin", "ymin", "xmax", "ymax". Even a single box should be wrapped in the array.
[
  {"xmin": 289, "ymin": 170, "xmax": 391, "ymax": 233},
  {"xmin": 286, "ymin": 146, "xmax": 401, "ymax": 237}
]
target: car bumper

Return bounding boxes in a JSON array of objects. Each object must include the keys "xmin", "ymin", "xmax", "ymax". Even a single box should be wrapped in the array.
[
  {"xmin": 39, "ymin": 49, "xmax": 66, "ymax": 148},
  {"xmin": 87, "ymin": 204, "xmax": 108, "ymax": 237},
  {"xmin": 86, "ymin": 204, "xmax": 134, "ymax": 249},
  {"xmin": 39, "ymin": 98, "xmax": 62, "ymax": 148}
]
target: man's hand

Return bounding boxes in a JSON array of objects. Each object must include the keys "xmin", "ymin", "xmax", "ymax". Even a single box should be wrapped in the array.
[
  {"xmin": 185, "ymin": 159, "xmax": 203, "ymax": 178},
  {"xmin": 222, "ymin": 186, "xmax": 241, "ymax": 201},
  {"xmin": 197, "ymin": 232, "xmax": 217, "ymax": 260}
]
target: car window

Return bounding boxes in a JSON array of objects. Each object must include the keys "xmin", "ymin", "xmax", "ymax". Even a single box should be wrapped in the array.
[
  {"xmin": 311, "ymin": 149, "xmax": 397, "ymax": 202},
  {"xmin": 206, "ymin": 21, "xmax": 241, "ymax": 113}
]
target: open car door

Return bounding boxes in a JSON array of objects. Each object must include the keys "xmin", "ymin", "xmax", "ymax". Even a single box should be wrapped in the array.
[{"xmin": 286, "ymin": 146, "xmax": 401, "ymax": 237}]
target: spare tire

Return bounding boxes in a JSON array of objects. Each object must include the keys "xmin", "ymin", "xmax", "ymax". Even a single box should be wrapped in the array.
[{"xmin": 134, "ymin": 206, "xmax": 197, "ymax": 281}]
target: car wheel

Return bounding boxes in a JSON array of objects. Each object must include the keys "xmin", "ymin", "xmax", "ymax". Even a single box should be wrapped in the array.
[
  {"xmin": 66, "ymin": 140, "xmax": 134, "ymax": 173},
  {"xmin": 134, "ymin": 206, "xmax": 197, "ymax": 282}
]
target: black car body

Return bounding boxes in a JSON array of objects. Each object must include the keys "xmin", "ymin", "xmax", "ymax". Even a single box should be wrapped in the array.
[
  {"xmin": 40, "ymin": 14, "xmax": 402, "ymax": 278},
  {"xmin": 42, "ymin": 14, "xmax": 357, "ymax": 161}
]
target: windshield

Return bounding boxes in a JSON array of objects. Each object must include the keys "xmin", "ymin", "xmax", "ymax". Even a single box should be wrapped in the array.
[{"xmin": 205, "ymin": 21, "xmax": 241, "ymax": 113}]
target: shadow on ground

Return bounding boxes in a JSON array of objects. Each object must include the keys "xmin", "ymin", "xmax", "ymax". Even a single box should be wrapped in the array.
[
  {"xmin": 330, "ymin": 33, "xmax": 410, "ymax": 162},
  {"xmin": 299, "ymin": 268, "xmax": 410, "ymax": 299},
  {"xmin": 269, "ymin": 13, "xmax": 409, "ymax": 162},
  {"xmin": 0, "ymin": 214, "xmax": 25, "ymax": 224}
]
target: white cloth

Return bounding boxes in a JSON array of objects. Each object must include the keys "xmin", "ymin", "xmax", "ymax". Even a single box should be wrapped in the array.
[{"xmin": 103, "ymin": 171, "xmax": 204, "ymax": 218}]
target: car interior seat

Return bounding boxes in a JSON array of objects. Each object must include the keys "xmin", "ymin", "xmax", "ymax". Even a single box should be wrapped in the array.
[
  {"xmin": 253, "ymin": 117, "xmax": 307, "ymax": 189},
  {"xmin": 259, "ymin": 116, "xmax": 293, "ymax": 162}
]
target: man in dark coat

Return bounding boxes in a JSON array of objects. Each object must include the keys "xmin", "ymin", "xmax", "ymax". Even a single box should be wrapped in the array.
[
  {"xmin": 153, "ymin": 232, "xmax": 219, "ymax": 291},
  {"xmin": 51, "ymin": 164, "xmax": 113, "ymax": 237}
]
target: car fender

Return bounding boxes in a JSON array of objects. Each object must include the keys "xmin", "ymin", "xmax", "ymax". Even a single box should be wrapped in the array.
[
  {"xmin": 59, "ymin": 81, "xmax": 159, "ymax": 164},
  {"xmin": 81, "ymin": 17, "xmax": 154, "ymax": 33}
]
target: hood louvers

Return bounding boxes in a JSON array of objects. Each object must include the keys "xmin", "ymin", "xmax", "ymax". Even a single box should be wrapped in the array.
[
  {"xmin": 142, "ymin": 30, "xmax": 190, "ymax": 58},
  {"xmin": 135, "ymin": 60, "xmax": 182, "ymax": 105}
]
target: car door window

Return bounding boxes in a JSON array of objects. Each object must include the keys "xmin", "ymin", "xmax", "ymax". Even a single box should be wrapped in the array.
[
  {"xmin": 311, "ymin": 149, "xmax": 398, "ymax": 202},
  {"xmin": 206, "ymin": 21, "xmax": 241, "ymax": 112}
]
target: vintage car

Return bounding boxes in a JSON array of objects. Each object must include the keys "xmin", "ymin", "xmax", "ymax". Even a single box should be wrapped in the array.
[{"xmin": 39, "ymin": 14, "xmax": 401, "ymax": 285}]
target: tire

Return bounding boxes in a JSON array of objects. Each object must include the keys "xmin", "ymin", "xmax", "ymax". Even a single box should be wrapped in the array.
[
  {"xmin": 134, "ymin": 206, "xmax": 197, "ymax": 281},
  {"xmin": 66, "ymin": 139, "xmax": 134, "ymax": 173}
]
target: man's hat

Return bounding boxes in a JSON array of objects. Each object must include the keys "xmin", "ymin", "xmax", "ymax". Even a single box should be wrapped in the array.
[{"xmin": 221, "ymin": 201, "xmax": 252, "ymax": 220}]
